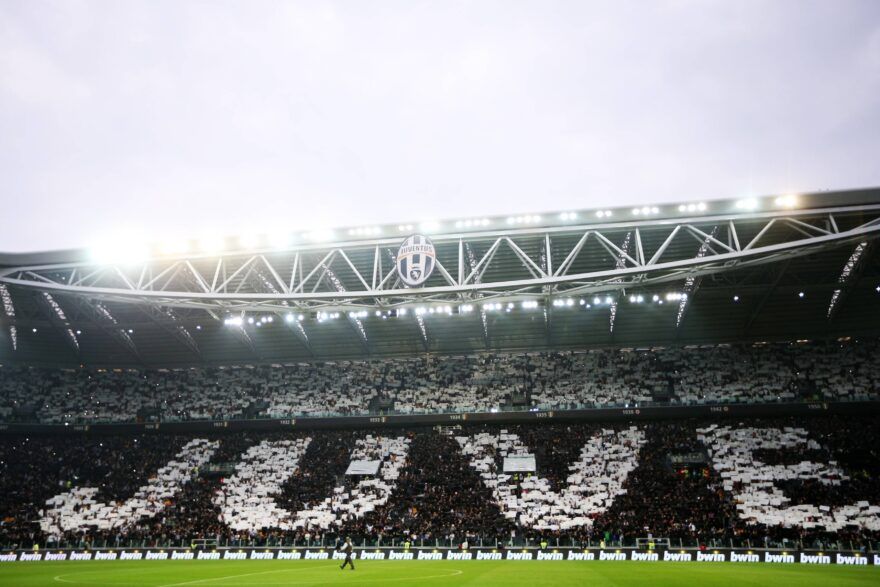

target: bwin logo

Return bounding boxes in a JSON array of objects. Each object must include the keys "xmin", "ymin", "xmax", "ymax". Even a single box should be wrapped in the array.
[{"xmin": 397, "ymin": 235, "xmax": 436, "ymax": 287}]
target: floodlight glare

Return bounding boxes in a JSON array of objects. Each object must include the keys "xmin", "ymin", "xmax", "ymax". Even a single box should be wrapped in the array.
[
  {"xmin": 303, "ymin": 229, "xmax": 335, "ymax": 242},
  {"xmin": 238, "ymin": 232, "xmax": 260, "ymax": 249},
  {"xmin": 775, "ymin": 195, "xmax": 798, "ymax": 208},
  {"xmin": 735, "ymin": 198, "xmax": 759, "ymax": 211},
  {"xmin": 90, "ymin": 238, "xmax": 150, "ymax": 266},
  {"xmin": 198, "ymin": 235, "xmax": 225, "ymax": 253},
  {"xmin": 158, "ymin": 239, "xmax": 190, "ymax": 256}
]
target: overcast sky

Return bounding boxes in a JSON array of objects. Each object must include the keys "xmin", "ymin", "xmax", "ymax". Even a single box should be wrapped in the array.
[{"xmin": 1, "ymin": 0, "xmax": 879, "ymax": 253}]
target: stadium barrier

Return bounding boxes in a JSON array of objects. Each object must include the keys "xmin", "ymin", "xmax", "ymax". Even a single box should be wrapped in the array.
[
  {"xmin": 2, "ymin": 400, "xmax": 877, "ymax": 436},
  {"xmin": 0, "ymin": 547, "xmax": 876, "ymax": 565}
]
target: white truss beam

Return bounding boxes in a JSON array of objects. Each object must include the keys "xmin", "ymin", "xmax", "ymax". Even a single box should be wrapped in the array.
[{"xmin": 0, "ymin": 206, "xmax": 878, "ymax": 317}]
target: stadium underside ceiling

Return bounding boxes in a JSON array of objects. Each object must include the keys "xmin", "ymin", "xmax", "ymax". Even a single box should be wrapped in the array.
[{"xmin": 1, "ymin": 189, "xmax": 880, "ymax": 367}]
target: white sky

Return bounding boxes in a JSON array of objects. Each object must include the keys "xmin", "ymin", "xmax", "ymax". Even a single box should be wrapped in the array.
[{"xmin": 1, "ymin": 0, "xmax": 879, "ymax": 253}]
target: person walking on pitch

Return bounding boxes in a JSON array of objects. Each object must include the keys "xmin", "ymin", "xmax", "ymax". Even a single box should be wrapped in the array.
[{"xmin": 340, "ymin": 537, "xmax": 355, "ymax": 570}]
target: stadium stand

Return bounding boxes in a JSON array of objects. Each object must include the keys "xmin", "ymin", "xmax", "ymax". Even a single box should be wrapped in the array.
[
  {"xmin": 1, "ymin": 417, "xmax": 878, "ymax": 550},
  {"xmin": 0, "ymin": 339, "xmax": 877, "ymax": 424}
]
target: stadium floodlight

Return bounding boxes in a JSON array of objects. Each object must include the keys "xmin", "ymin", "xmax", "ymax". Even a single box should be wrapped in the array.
[
  {"xmin": 198, "ymin": 235, "xmax": 225, "ymax": 254},
  {"xmin": 397, "ymin": 224, "xmax": 414, "ymax": 232},
  {"xmin": 238, "ymin": 232, "xmax": 261, "ymax": 249},
  {"xmin": 158, "ymin": 238, "xmax": 190, "ymax": 256},
  {"xmin": 415, "ymin": 307, "xmax": 426, "ymax": 315},
  {"xmin": 375, "ymin": 310, "xmax": 382, "ymax": 317},
  {"xmin": 285, "ymin": 313, "xmax": 294, "ymax": 323},
  {"xmin": 419, "ymin": 221, "xmax": 440, "ymax": 232},
  {"xmin": 652, "ymin": 294, "xmax": 660, "ymax": 302},
  {"xmin": 303, "ymin": 229, "xmax": 335, "ymax": 242},
  {"xmin": 798, "ymin": 291, "xmax": 805, "ymax": 298},
  {"xmin": 75, "ymin": 330, "xmax": 82, "ymax": 335},
  {"xmin": 90, "ymin": 238, "xmax": 150, "ymax": 266},
  {"xmin": 247, "ymin": 317, "xmax": 254, "ymax": 324},
  {"xmin": 264, "ymin": 231, "xmax": 290, "ymax": 249},
  {"xmin": 565, "ymin": 298, "xmax": 574, "ymax": 307},
  {"xmin": 733, "ymin": 295, "xmax": 740, "ymax": 302},
  {"xmin": 636, "ymin": 295, "xmax": 644, "ymax": 303},
  {"xmin": 297, "ymin": 314, "xmax": 304, "ymax": 321},
  {"xmin": 604, "ymin": 296, "xmax": 612, "ymax": 304},
  {"xmin": 775, "ymin": 195, "xmax": 798, "ymax": 208},
  {"xmin": 398, "ymin": 308, "xmax": 408, "ymax": 316},
  {"xmin": 735, "ymin": 198, "xmax": 759, "ymax": 211},
  {"xmin": 593, "ymin": 297, "xmax": 601, "ymax": 305},
  {"xmin": 32, "ymin": 328, "xmax": 37, "ymax": 333}
]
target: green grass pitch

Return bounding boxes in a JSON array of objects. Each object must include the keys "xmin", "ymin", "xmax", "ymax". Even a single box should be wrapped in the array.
[{"xmin": 1, "ymin": 560, "xmax": 879, "ymax": 586}]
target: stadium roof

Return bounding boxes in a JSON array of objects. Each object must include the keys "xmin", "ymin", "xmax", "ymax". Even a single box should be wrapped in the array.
[{"xmin": 1, "ymin": 187, "xmax": 879, "ymax": 367}]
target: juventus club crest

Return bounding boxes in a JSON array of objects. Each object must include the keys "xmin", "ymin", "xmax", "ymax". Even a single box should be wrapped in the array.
[{"xmin": 397, "ymin": 235, "xmax": 436, "ymax": 287}]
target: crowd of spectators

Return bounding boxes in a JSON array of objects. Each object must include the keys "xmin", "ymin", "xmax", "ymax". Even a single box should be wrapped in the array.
[
  {"xmin": 0, "ymin": 339, "xmax": 877, "ymax": 425},
  {"xmin": 0, "ymin": 416, "xmax": 877, "ymax": 550}
]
